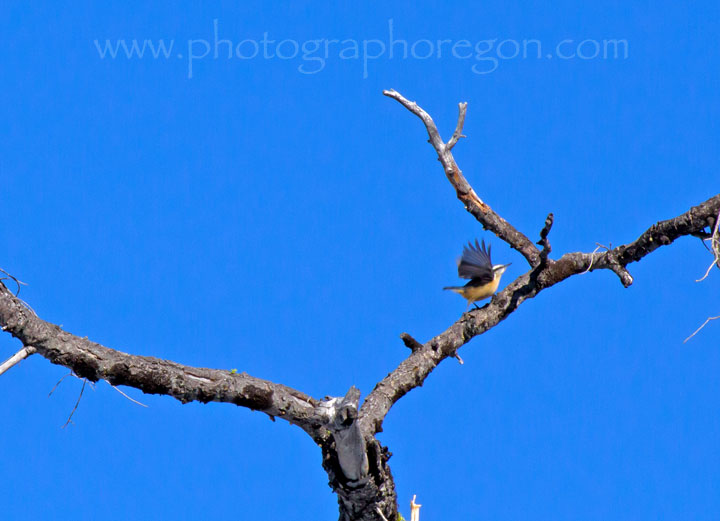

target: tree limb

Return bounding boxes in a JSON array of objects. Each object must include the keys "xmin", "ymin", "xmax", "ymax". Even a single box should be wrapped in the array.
[
  {"xmin": 0, "ymin": 282, "xmax": 337, "ymax": 441},
  {"xmin": 0, "ymin": 345, "xmax": 36, "ymax": 375},
  {"xmin": 359, "ymin": 194, "xmax": 719, "ymax": 433},
  {"xmin": 358, "ymin": 91, "xmax": 720, "ymax": 435},
  {"xmin": 2, "ymin": 89, "xmax": 718, "ymax": 521},
  {"xmin": 383, "ymin": 89, "xmax": 542, "ymax": 266}
]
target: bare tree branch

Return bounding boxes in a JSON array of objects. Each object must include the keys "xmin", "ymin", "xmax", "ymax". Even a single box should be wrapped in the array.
[
  {"xmin": 2, "ymin": 89, "xmax": 718, "ymax": 521},
  {"xmin": 446, "ymin": 102, "xmax": 467, "ymax": 150},
  {"xmin": 0, "ymin": 345, "xmax": 36, "ymax": 376},
  {"xmin": 0, "ymin": 276, "xmax": 401, "ymax": 518},
  {"xmin": 110, "ymin": 383, "xmax": 149, "ymax": 407},
  {"xmin": 383, "ymin": 89, "xmax": 542, "ymax": 266},
  {"xmin": 359, "ymin": 194, "xmax": 719, "ymax": 434},
  {"xmin": 48, "ymin": 371, "xmax": 73, "ymax": 396},
  {"xmin": 684, "ymin": 315, "xmax": 720, "ymax": 344},
  {"xmin": 0, "ymin": 282, "xmax": 346, "ymax": 440},
  {"xmin": 357, "ymin": 91, "xmax": 720, "ymax": 435},
  {"xmin": 537, "ymin": 213, "xmax": 554, "ymax": 267},
  {"xmin": 62, "ymin": 378, "xmax": 87, "ymax": 428},
  {"xmin": 0, "ymin": 276, "xmax": 399, "ymax": 519},
  {"xmin": 0, "ymin": 267, "xmax": 28, "ymax": 296}
]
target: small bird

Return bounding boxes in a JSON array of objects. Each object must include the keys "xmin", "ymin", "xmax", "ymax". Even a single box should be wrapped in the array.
[{"xmin": 443, "ymin": 239, "xmax": 511, "ymax": 309}]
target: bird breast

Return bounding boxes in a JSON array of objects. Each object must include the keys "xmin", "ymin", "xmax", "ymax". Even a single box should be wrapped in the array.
[{"xmin": 464, "ymin": 277, "xmax": 500, "ymax": 301}]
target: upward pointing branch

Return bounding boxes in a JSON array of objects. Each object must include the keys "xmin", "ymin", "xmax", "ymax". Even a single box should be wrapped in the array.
[{"xmin": 383, "ymin": 89, "xmax": 541, "ymax": 267}]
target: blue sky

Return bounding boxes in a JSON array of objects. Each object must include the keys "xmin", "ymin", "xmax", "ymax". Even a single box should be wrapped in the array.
[{"xmin": 1, "ymin": 2, "xmax": 719, "ymax": 520}]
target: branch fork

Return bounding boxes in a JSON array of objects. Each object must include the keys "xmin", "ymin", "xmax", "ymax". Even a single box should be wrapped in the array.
[{"xmin": 2, "ymin": 90, "xmax": 719, "ymax": 521}]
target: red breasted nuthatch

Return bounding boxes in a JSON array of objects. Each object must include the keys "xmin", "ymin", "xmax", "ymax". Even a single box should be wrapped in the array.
[{"xmin": 443, "ymin": 239, "xmax": 511, "ymax": 309}]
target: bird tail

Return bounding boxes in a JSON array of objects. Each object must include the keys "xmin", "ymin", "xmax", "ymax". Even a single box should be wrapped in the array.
[{"xmin": 443, "ymin": 286, "xmax": 464, "ymax": 294}]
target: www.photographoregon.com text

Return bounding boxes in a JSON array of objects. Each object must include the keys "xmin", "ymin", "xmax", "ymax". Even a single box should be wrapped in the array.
[{"xmin": 93, "ymin": 19, "xmax": 630, "ymax": 78}]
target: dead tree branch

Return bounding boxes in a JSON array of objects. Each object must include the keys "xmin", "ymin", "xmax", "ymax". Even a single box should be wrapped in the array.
[
  {"xmin": 62, "ymin": 378, "xmax": 87, "ymax": 428},
  {"xmin": 2, "ymin": 90, "xmax": 718, "ymax": 521},
  {"xmin": 0, "ymin": 345, "xmax": 36, "ymax": 376},
  {"xmin": 537, "ymin": 213, "xmax": 554, "ymax": 267},
  {"xmin": 684, "ymin": 315, "xmax": 720, "ymax": 344},
  {"xmin": 358, "ymin": 91, "xmax": 720, "ymax": 435},
  {"xmin": 696, "ymin": 206, "xmax": 720, "ymax": 281},
  {"xmin": 383, "ymin": 89, "xmax": 542, "ymax": 267},
  {"xmin": 0, "ymin": 282, "xmax": 342, "ymax": 441},
  {"xmin": 0, "ymin": 277, "xmax": 397, "ymax": 520}
]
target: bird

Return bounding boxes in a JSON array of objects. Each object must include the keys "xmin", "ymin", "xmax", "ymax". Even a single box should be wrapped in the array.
[{"xmin": 443, "ymin": 239, "xmax": 511, "ymax": 309}]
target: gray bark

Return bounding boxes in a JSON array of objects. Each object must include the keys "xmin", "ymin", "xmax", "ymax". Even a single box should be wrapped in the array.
[{"xmin": 2, "ymin": 90, "xmax": 718, "ymax": 521}]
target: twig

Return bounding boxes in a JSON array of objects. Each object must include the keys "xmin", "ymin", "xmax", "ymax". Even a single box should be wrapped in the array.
[
  {"xmin": 446, "ymin": 102, "xmax": 467, "ymax": 150},
  {"xmin": 697, "ymin": 260, "xmax": 717, "ymax": 282},
  {"xmin": 410, "ymin": 495, "xmax": 422, "ymax": 521},
  {"xmin": 0, "ymin": 269, "xmax": 35, "ymax": 315},
  {"xmin": 62, "ymin": 379, "xmax": 87, "ymax": 428},
  {"xmin": 536, "ymin": 213, "xmax": 554, "ymax": 266},
  {"xmin": 537, "ymin": 213, "xmax": 554, "ymax": 248},
  {"xmin": 383, "ymin": 89, "xmax": 542, "ymax": 266},
  {"xmin": 48, "ymin": 372, "xmax": 73, "ymax": 396},
  {"xmin": 0, "ymin": 346, "xmax": 36, "ymax": 376},
  {"xmin": 696, "ymin": 207, "xmax": 720, "ymax": 282},
  {"xmin": 0, "ymin": 268, "xmax": 27, "ymax": 296},
  {"xmin": 110, "ymin": 384, "xmax": 149, "ymax": 408},
  {"xmin": 684, "ymin": 315, "xmax": 720, "ymax": 344}
]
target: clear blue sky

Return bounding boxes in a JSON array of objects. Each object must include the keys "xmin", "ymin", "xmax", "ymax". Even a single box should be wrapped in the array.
[{"xmin": 2, "ymin": 2, "xmax": 719, "ymax": 520}]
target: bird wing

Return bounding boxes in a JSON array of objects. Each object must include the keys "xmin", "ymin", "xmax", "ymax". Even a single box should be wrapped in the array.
[{"xmin": 457, "ymin": 239, "xmax": 493, "ymax": 282}]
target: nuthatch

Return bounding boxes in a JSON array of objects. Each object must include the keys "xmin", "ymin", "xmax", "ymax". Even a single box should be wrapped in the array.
[{"xmin": 443, "ymin": 239, "xmax": 511, "ymax": 309}]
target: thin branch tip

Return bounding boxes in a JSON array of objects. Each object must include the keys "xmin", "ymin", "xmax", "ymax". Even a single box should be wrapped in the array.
[
  {"xmin": 110, "ymin": 384, "xmax": 149, "ymax": 408},
  {"xmin": 382, "ymin": 88, "xmax": 541, "ymax": 266},
  {"xmin": 0, "ymin": 268, "xmax": 28, "ymax": 297},
  {"xmin": 684, "ymin": 315, "xmax": 719, "ymax": 343},
  {"xmin": 0, "ymin": 345, "xmax": 37, "ymax": 376},
  {"xmin": 62, "ymin": 378, "xmax": 87, "ymax": 428},
  {"xmin": 447, "ymin": 101, "xmax": 469, "ymax": 150}
]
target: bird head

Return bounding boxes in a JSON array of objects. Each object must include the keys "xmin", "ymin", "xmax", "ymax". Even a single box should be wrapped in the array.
[{"xmin": 492, "ymin": 263, "xmax": 511, "ymax": 278}]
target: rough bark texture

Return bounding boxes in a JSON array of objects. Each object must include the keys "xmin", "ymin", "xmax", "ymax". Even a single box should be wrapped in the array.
[
  {"xmin": 322, "ymin": 436, "xmax": 397, "ymax": 521},
  {"xmin": 358, "ymin": 192, "xmax": 720, "ymax": 434},
  {"xmin": 2, "ymin": 90, "xmax": 718, "ymax": 521},
  {"xmin": 0, "ymin": 284, "xmax": 328, "ymax": 436}
]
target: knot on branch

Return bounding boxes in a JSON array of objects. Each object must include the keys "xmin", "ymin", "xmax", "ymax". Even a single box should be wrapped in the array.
[
  {"xmin": 536, "ymin": 213, "xmax": 554, "ymax": 267},
  {"xmin": 605, "ymin": 251, "xmax": 634, "ymax": 287},
  {"xmin": 400, "ymin": 333, "xmax": 423, "ymax": 352}
]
